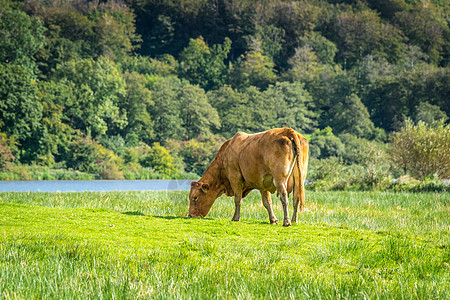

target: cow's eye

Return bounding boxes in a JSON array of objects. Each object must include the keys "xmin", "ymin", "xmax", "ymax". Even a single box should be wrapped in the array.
[{"xmin": 193, "ymin": 196, "xmax": 198, "ymax": 202}]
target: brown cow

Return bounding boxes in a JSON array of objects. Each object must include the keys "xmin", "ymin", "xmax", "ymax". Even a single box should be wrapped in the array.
[{"xmin": 188, "ymin": 127, "xmax": 309, "ymax": 227}]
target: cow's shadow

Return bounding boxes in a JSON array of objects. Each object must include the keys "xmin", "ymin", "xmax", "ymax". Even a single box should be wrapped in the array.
[
  {"xmin": 122, "ymin": 211, "xmax": 146, "ymax": 216},
  {"xmin": 121, "ymin": 212, "xmax": 228, "ymax": 222},
  {"xmin": 153, "ymin": 215, "xmax": 187, "ymax": 220},
  {"xmin": 121, "ymin": 212, "xmax": 194, "ymax": 220}
]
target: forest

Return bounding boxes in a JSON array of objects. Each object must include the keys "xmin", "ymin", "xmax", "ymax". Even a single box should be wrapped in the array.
[{"xmin": 0, "ymin": 0, "xmax": 449, "ymax": 188}]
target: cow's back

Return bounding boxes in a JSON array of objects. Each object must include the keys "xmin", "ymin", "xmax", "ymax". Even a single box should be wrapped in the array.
[{"xmin": 222, "ymin": 129, "xmax": 297, "ymax": 193}]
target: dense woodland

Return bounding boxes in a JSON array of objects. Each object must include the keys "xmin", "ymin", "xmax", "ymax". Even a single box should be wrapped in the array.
[{"xmin": 0, "ymin": 0, "xmax": 449, "ymax": 186}]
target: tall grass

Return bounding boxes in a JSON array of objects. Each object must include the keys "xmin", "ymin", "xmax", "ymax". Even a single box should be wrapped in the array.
[{"xmin": 0, "ymin": 191, "xmax": 449, "ymax": 298}]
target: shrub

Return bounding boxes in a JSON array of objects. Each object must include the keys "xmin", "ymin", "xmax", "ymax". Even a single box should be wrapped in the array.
[
  {"xmin": 389, "ymin": 120, "xmax": 450, "ymax": 179},
  {"xmin": 99, "ymin": 161, "xmax": 124, "ymax": 180},
  {"xmin": 63, "ymin": 134, "xmax": 103, "ymax": 173},
  {"xmin": 309, "ymin": 127, "xmax": 345, "ymax": 159},
  {"xmin": 179, "ymin": 135, "xmax": 224, "ymax": 176},
  {"xmin": 139, "ymin": 142, "xmax": 178, "ymax": 177},
  {"xmin": 0, "ymin": 133, "xmax": 15, "ymax": 171}
]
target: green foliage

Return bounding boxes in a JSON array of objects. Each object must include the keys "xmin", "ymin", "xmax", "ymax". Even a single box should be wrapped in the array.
[
  {"xmin": 139, "ymin": 142, "xmax": 177, "ymax": 177},
  {"xmin": 119, "ymin": 71, "xmax": 154, "ymax": 143},
  {"xmin": 178, "ymin": 37, "xmax": 231, "ymax": 90},
  {"xmin": 180, "ymin": 135, "xmax": 224, "ymax": 176},
  {"xmin": 0, "ymin": 0, "xmax": 448, "ymax": 181},
  {"xmin": 394, "ymin": 4, "xmax": 449, "ymax": 65},
  {"xmin": 0, "ymin": 132, "xmax": 15, "ymax": 171},
  {"xmin": 148, "ymin": 77, "xmax": 185, "ymax": 142},
  {"xmin": 339, "ymin": 133, "xmax": 385, "ymax": 165},
  {"xmin": 208, "ymin": 86, "xmax": 251, "ymax": 138},
  {"xmin": 332, "ymin": 9, "xmax": 406, "ymax": 68},
  {"xmin": 309, "ymin": 127, "xmax": 345, "ymax": 159},
  {"xmin": 328, "ymin": 93, "xmax": 376, "ymax": 138},
  {"xmin": 265, "ymin": 81, "xmax": 317, "ymax": 133},
  {"xmin": 210, "ymin": 82, "xmax": 316, "ymax": 138},
  {"xmin": 52, "ymin": 57, "xmax": 127, "ymax": 137},
  {"xmin": 389, "ymin": 119, "xmax": 450, "ymax": 179},
  {"xmin": 63, "ymin": 134, "xmax": 103, "ymax": 174},
  {"xmin": 37, "ymin": 80, "xmax": 74, "ymax": 163},
  {"xmin": 61, "ymin": 133, "xmax": 124, "ymax": 179},
  {"xmin": 414, "ymin": 101, "xmax": 448, "ymax": 126},
  {"xmin": 123, "ymin": 142, "xmax": 178, "ymax": 177},
  {"xmin": 230, "ymin": 44, "xmax": 277, "ymax": 89},
  {"xmin": 119, "ymin": 55, "xmax": 177, "ymax": 77},
  {"xmin": 299, "ymin": 32, "xmax": 338, "ymax": 65},
  {"xmin": 28, "ymin": 0, "xmax": 140, "ymax": 66},
  {"xmin": 245, "ymin": 25, "xmax": 286, "ymax": 64},
  {"xmin": 178, "ymin": 83, "xmax": 221, "ymax": 140},
  {"xmin": 0, "ymin": 63, "xmax": 42, "ymax": 162},
  {"xmin": 0, "ymin": 3, "xmax": 45, "ymax": 74}
]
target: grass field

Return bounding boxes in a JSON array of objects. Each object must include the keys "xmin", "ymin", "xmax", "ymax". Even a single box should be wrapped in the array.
[{"xmin": 0, "ymin": 190, "xmax": 449, "ymax": 299}]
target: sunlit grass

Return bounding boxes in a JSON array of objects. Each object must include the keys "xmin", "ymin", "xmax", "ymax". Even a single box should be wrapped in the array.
[{"xmin": 0, "ymin": 190, "xmax": 449, "ymax": 298}]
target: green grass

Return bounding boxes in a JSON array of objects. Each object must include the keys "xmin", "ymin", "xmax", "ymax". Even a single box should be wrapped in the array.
[{"xmin": 0, "ymin": 191, "xmax": 449, "ymax": 299}]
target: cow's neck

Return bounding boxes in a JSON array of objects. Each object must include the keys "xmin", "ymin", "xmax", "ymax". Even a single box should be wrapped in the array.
[{"xmin": 200, "ymin": 158, "xmax": 226, "ymax": 198}]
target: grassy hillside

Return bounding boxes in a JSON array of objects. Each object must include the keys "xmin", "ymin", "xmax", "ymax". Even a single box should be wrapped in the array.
[{"xmin": 1, "ymin": 191, "xmax": 449, "ymax": 298}]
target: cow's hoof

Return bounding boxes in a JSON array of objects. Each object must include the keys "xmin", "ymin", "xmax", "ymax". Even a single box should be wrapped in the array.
[
  {"xmin": 231, "ymin": 218, "xmax": 240, "ymax": 222},
  {"xmin": 283, "ymin": 221, "xmax": 291, "ymax": 227},
  {"xmin": 271, "ymin": 220, "xmax": 279, "ymax": 225}
]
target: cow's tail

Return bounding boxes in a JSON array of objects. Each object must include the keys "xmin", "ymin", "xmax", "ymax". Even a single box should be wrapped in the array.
[{"xmin": 287, "ymin": 128, "xmax": 308, "ymax": 212}]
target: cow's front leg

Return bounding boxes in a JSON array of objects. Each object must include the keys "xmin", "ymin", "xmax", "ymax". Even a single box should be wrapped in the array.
[
  {"xmin": 261, "ymin": 190, "xmax": 278, "ymax": 224},
  {"xmin": 232, "ymin": 194, "xmax": 242, "ymax": 221}
]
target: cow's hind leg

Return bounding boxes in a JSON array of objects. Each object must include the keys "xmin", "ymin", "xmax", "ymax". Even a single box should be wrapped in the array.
[
  {"xmin": 275, "ymin": 180, "xmax": 291, "ymax": 227},
  {"xmin": 291, "ymin": 182, "xmax": 304, "ymax": 224},
  {"xmin": 261, "ymin": 190, "xmax": 278, "ymax": 225}
]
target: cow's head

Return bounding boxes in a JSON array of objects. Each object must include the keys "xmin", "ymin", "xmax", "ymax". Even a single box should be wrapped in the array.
[{"xmin": 188, "ymin": 181, "xmax": 215, "ymax": 217}]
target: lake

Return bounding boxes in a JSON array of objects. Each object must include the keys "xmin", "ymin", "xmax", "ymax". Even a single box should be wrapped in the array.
[{"xmin": 0, "ymin": 180, "xmax": 196, "ymax": 192}]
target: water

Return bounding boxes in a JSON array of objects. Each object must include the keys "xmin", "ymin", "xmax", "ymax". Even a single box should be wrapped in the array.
[{"xmin": 0, "ymin": 180, "xmax": 196, "ymax": 192}]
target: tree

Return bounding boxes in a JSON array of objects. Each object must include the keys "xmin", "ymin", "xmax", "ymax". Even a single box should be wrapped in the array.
[
  {"xmin": 93, "ymin": 1, "xmax": 142, "ymax": 60},
  {"xmin": 264, "ymin": 82, "xmax": 317, "ymax": 133},
  {"xmin": 285, "ymin": 45, "xmax": 323, "ymax": 83},
  {"xmin": 332, "ymin": 10, "xmax": 405, "ymax": 68},
  {"xmin": 27, "ymin": 0, "xmax": 141, "ymax": 65},
  {"xmin": 148, "ymin": 77, "xmax": 185, "ymax": 142},
  {"xmin": 38, "ymin": 80, "xmax": 74, "ymax": 164},
  {"xmin": 229, "ymin": 39, "xmax": 276, "ymax": 89},
  {"xmin": 0, "ymin": 3, "xmax": 45, "ymax": 75},
  {"xmin": 52, "ymin": 57, "xmax": 127, "ymax": 137},
  {"xmin": 328, "ymin": 93, "xmax": 376, "ymax": 138},
  {"xmin": 120, "ymin": 71, "xmax": 155, "ymax": 144},
  {"xmin": 394, "ymin": 6, "xmax": 449, "ymax": 66},
  {"xmin": 207, "ymin": 85, "xmax": 252, "ymax": 138},
  {"xmin": 309, "ymin": 127, "xmax": 345, "ymax": 159},
  {"xmin": 299, "ymin": 32, "xmax": 337, "ymax": 65},
  {"xmin": 178, "ymin": 37, "xmax": 231, "ymax": 90},
  {"xmin": 0, "ymin": 64, "xmax": 42, "ymax": 162},
  {"xmin": 178, "ymin": 83, "xmax": 220, "ymax": 140},
  {"xmin": 63, "ymin": 133, "xmax": 103, "ymax": 173},
  {"xmin": 245, "ymin": 25, "xmax": 285, "ymax": 64},
  {"xmin": 414, "ymin": 102, "xmax": 448, "ymax": 126}
]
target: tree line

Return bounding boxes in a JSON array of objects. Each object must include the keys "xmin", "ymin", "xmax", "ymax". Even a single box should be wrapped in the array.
[{"xmin": 0, "ymin": 0, "xmax": 448, "ymax": 183}]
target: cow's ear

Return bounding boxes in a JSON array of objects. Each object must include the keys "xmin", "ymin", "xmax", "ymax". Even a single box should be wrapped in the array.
[
  {"xmin": 191, "ymin": 181, "xmax": 200, "ymax": 188},
  {"xmin": 201, "ymin": 183, "xmax": 210, "ymax": 193}
]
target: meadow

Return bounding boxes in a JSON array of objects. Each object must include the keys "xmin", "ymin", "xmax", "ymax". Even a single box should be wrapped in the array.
[{"xmin": 0, "ymin": 190, "xmax": 449, "ymax": 299}]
